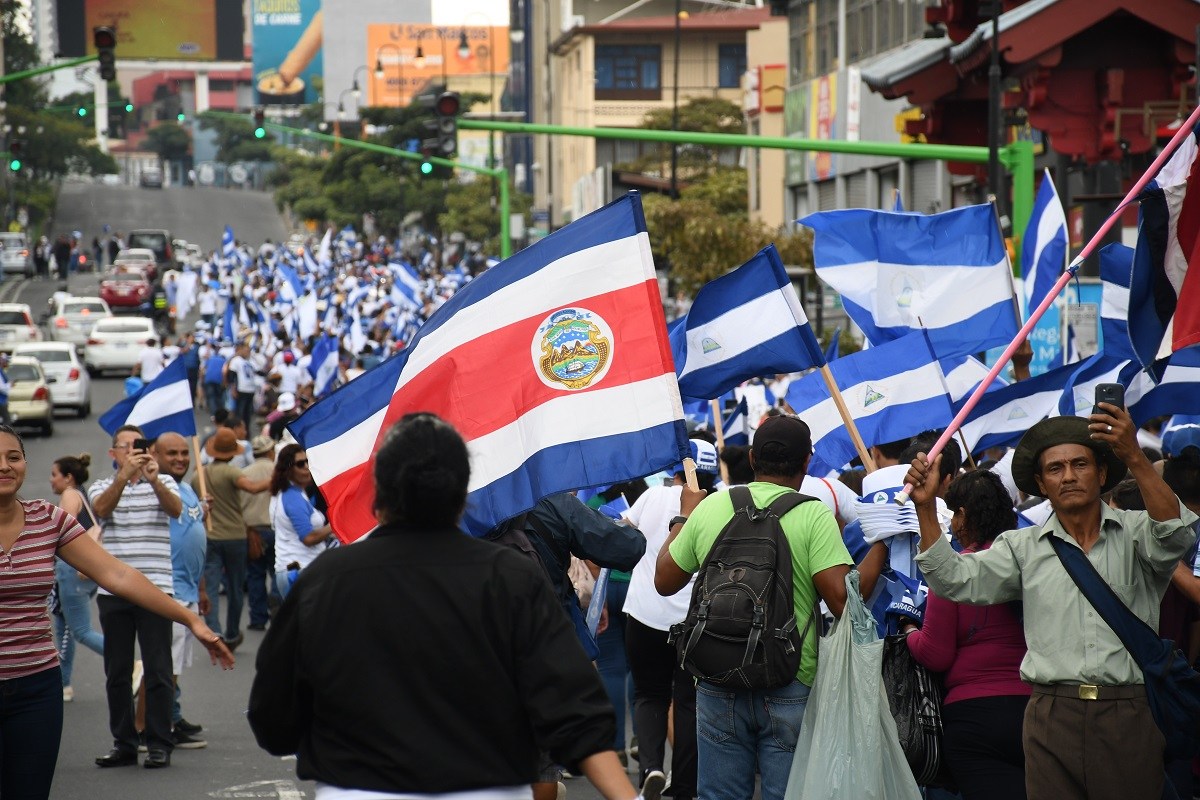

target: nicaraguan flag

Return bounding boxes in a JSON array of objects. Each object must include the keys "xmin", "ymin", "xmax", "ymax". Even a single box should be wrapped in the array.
[
  {"xmin": 1126, "ymin": 345, "xmax": 1200, "ymax": 425},
  {"xmin": 1129, "ymin": 122, "xmax": 1200, "ymax": 367},
  {"xmin": 824, "ymin": 328, "xmax": 841, "ymax": 363},
  {"xmin": 277, "ymin": 262, "xmax": 305, "ymax": 303},
  {"xmin": 959, "ymin": 360, "xmax": 1080, "ymax": 453},
  {"xmin": 99, "ymin": 358, "xmax": 196, "ymax": 440},
  {"xmin": 308, "ymin": 334, "xmax": 340, "ymax": 396},
  {"xmin": 942, "ymin": 355, "xmax": 1008, "ymax": 407},
  {"xmin": 722, "ymin": 397, "xmax": 749, "ymax": 447},
  {"xmin": 784, "ymin": 330, "xmax": 953, "ymax": 472},
  {"xmin": 1020, "ymin": 169, "xmax": 1068, "ymax": 318},
  {"xmin": 288, "ymin": 193, "xmax": 689, "ymax": 541},
  {"xmin": 1099, "ymin": 243, "xmax": 1136, "ymax": 359},
  {"xmin": 803, "ymin": 204, "xmax": 1017, "ymax": 357},
  {"xmin": 670, "ymin": 244, "xmax": 824, "ymax": 401},
  {"xmin": 221, "ymin": 299, "xmax": 236, "ymax": 342},
  {"xmin": 221, "ymin": 225, "xmax": 235, "ymax": 260},
  {"xmin": 1057, "ymin": 352, "xmax": 1141, "ymax": 418}
]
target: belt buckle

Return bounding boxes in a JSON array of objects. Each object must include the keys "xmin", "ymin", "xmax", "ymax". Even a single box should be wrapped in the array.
[{"xmin": 1078, "ymin": 684, "xmax": 1099, "ymax": 701}]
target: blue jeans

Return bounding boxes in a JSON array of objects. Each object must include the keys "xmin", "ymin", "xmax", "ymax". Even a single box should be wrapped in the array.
[
  {"xmin": 203, "ymin": 383, "xmax": 225, "ymax": 417},
  {"xmin": 0, "ymin": 666, "xmax": 63, "ymax": 799},
  {"xmin": 595, "ymin": 579, "xmax": 633, "ymax": 751},
  {"xmin": 245, "ymin": 527, "xmax": 278, "ymax": 627},
  {"xmin": 695, "ymin": 679, "xmax": 811, "ymax": 800},
  {"xmin": 53, "ymin": 559, "xmax": 103, "ymax": 687},
  {"xmin": 203, "ymin": 539, "xmax": 247, "ymax": 640}
]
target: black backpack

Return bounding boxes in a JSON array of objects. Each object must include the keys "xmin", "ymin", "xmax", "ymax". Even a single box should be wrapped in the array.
[{"xmin": 670, "ymin": 486, "xmax": 820, "ymax": 690}]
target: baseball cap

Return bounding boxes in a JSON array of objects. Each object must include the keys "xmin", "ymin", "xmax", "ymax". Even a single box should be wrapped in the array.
[
  {"xmin": 674, "ymin": 439, "xmax": 719, "ymax": 476},
  {"xmin": 751, "ymin": 415, "xmax": 812, "ymax": 464},
  {"xmin": 1163, "ymin": 415, "xmax": 1200, "ymax": 458},
  {"xmin": 276, "ymin": 392, "xmax": 297, "ymax": 413}
]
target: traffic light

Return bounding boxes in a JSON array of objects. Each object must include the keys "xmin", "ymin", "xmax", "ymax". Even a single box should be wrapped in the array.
[
  {"xmin": 124, "ymin": 102, "xmax": 133, "ymax": 113},
  {"xmin": 94, "ymin": 26, "xmax": 117, "ymax": 81},
  {"xmin": 9, "ymin": 140, "xmax": 24, "ymax": 172},
  {"xmin": 433, "ymin": 91, "xmax": 460, "ymax": 158},
  {"xmin": 77, "ymin": 106, "xmax": 87, "ymax": 118},
  {"xmin": 177, "ymin": 112, "xmax": 186, "ymax": 123},
  {"xmin": 253, "ymin": 108, "xmax": 266, "ymax": 139}
]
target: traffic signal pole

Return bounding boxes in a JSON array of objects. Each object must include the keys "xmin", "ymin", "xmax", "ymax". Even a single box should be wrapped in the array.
[
  {"xmin": 458, "ymin": 119, "xmax": 1037, "ymax": 269},
  {"xmin": 0, "ymin": 54, "xmax": 97, "ymax": 84}
]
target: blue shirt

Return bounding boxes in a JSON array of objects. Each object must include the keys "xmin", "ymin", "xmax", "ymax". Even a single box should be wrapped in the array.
[
  {"xmin": 203, "ymin": 354, "xmax": 226, "ymax": 384},
  {"xmin": 182, "ymin": 346, "xmax": 201, "ymax": 371},
  {"xmin": 170, "ymin": 482, "xmax": 207, "ymax": 603}
]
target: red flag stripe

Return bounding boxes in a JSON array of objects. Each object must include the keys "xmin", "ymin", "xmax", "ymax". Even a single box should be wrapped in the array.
[{"xmin": 1172, "ymin": 152, "xmax": 1200, "ymax": 351}]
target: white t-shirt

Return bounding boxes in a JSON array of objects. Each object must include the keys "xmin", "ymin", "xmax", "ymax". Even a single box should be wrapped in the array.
[
  {"xmin": 228, "ymin": 354, "xmax": 257, "ymax": 393},
  {"xmin": 161, "ymin": 345, "xmax": 181, "ymax": 366},
  {"xmin": 198, "ymin": 291, "xmax": 217, "ymax": 315},
  {"xmin": 137, "ymin": 347, "xmax": 164, "ymax": 381},
  {"xmin": 622, "ymin": 484, "xmax": 695, "ymax": 631},
  {"xmin": 800, "ymin": 475, "xmax": 860, "ymax": 525},
  {"xmin": 276, "ymin": 362, "xmax": 304, "ymax": 394}
]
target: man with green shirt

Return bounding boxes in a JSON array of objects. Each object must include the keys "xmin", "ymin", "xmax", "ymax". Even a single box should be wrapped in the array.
[
  {"xmin": 905, "ymin": 405, "xmax": 1197, "ymax": 800},
  {"xmin": 654, "ymin": 415, "xmax": 853, "ymax": 800}
]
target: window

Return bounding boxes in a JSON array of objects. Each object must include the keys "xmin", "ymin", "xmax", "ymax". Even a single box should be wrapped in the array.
[
  {"xmin": 718, "ymin": 44, "xmax": 746, "ymax": 89},
  {"xmin": 595, "ymin": 45, "xmax": 661, "ymax": 100}
]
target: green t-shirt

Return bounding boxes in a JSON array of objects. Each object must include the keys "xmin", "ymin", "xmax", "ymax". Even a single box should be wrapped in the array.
[{"xmin": 668, "ymin": 482, "xmax": 853, "ymax": 686}]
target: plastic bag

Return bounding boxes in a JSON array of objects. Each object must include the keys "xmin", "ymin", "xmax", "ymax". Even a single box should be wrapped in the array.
[
  {"xmin": 784, "ymin": 572, "xmax": 922, "ymax": 800},
  {"xmin": 881, "ymin": 635, "xmax": 952, "ymax": 788}
]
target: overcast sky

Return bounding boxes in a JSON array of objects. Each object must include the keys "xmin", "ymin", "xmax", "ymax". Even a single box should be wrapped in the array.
[{"xmin": 430, "ymin": 0, "xmax": 510, "ymax": 25}]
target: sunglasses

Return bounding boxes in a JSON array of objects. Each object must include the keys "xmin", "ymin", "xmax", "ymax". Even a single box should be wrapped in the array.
[{"xmin": 293, "ymin": 459, "xmax": 309, "ymax": 468}]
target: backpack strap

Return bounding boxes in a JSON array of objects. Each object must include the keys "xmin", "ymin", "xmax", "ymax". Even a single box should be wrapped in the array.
[{"xmin": 764, "ymin": 491, "xmax": 820, "ymax": 521}]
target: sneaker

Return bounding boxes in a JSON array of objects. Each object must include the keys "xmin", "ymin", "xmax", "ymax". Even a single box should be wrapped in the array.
[
  {"xmin": 640, "ymin": 770, "xmax": 666, "ymax": 800},
  {"xmin": 174, "ymin": 718, "xmax": 203, "ymax": 736},
  {"xmin": 172, "ymin": 728, "xmax": 207, "ymax": 749},
  {"xmin": 223, "ymin": 632, "xmax": 245, "ymax": 651},
  {"xmin": 628, "ymin": 736, "xmax": 639, "ymax": 762},
  {"xmin": 247, "ymin": 622, "xmax": 267, "ymax": 631},
  {"xmin": 62, "ymin": 686, "xmax": 74, "ymax": 702}
]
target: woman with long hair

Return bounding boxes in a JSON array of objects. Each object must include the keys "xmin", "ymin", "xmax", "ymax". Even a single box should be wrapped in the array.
[
  {"xmin": 269, "ymin": 444, "xmax": 333, "ymax": 599},
  {"xmin": 249, "ymin": 413, "xmax": 655, "ymax": 800},
  {"xmin": 50, "ymin": 453, "xmax": 102, "ymax": 702},
  {"xmin": 0, "ymin": 425, "xmax": 232, "ymax": 799}
]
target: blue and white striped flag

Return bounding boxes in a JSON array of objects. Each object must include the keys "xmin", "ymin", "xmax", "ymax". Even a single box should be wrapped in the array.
[
  {"xmin": 803, "ymin": 204, "xmax": 1017, "ymax": 357},
  {"xmin": 221, "ymin": 299, "xmax": 236, "ymax": 342},
  {"xmin": 784, "ymin": 330, "xmax": 953, "ymax": 472},
  {"xmin": 1020, "ymin": 170, "xmax": 1068, "ymax": 318},
  {"xmin": 221, "ymin": 225, "xmax": 235, "ymax": 260},
  {"xmin": 670, "ymin": 245, "xmax": 824, "ymax": 401},
  {"xmin": 959, "ymin": 360, "xmax": 1081, "ymax": 453},
  {"xmin": 308, "ymin": 334, "xmax": 340, "ymax": 396},
  {"xmin": 99, "ymin": 358, "xmax": 196, "ymax": 440},
  {"xmin": 721, "ymin": 397, "xmax": 749, "ymax": 447}
]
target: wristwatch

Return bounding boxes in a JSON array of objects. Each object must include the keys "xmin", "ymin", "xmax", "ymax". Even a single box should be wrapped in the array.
[{"xmin": 670, "ymin": 516, "xmax": 688, "ymax": 528}]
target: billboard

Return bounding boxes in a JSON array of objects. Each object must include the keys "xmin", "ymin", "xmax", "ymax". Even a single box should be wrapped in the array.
[
  {"xmin": 365, "ymin": 24, "xmax": 509, "ymax": 107},
  {"xmin": 55, "ymin": 0, "xmax": 244, "ymax": 61},
  {"xmin": 252, "ymin": 0, "xmax": 324, "ymax": 106}
]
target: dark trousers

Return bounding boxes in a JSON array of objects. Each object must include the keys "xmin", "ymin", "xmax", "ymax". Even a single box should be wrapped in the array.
[
  {"xmin": 942, "ymin": 695, "xmax": 1029, "ymax": 800},
  {"xmin": 204, "ymin": 538, "xmax": 247, "ymax": 639},
  {"xmin": 98, "ymin": 595, "xmax": 174, "ymax": 754},
  {"xmin": 1024, "ymin": 687, "xmax": 1164, "ymax": 800},
  {"xmin": 626, "ymin": 615, "xmax": 697, "ymax": 798},
  {"xmin": 203, "ymin": 383, "xmax": 225, "ymax": 416},
  {"xmin": 234, "ymin": 392, "xmax": 254, "ymax": 431},
  {"xmin": 0, "ymin": 666, "xmax": 62, "ymax": 800},
  {"xmin": 246, "ymin": 526, "xmax": 278, "ymax": 627}
]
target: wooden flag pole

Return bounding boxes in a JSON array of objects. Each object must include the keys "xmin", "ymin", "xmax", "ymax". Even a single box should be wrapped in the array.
[
  {"xmin": 682, "ymin": 457, "xmax": 700, "ymax": 492},
  {"xmin": 819, "ymin": 364, "xmax": 877, "ymax": 473},
  {"xmin": 191, "ymin": 435, "xmax": 211, "ymax": 533},
  {"xmin": 708, "ymin": 400, "xmax": 731, "ymax": 485}
]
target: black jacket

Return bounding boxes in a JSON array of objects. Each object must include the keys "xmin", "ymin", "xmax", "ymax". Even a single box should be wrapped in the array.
[{"xmin": 247, "ymin": 524, "xmax": 616, "ymax": 793}]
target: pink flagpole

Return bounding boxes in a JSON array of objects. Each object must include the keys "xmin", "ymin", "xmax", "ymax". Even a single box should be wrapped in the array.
[{"xmin": 896, "ymin": 103, "xmax": 1200, "ymax": 505}]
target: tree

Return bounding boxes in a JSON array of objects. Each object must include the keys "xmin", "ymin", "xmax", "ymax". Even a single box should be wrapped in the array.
[
  {"xmin": 1, "ymin": 1, "xmax": 47, "ymax": 110},
  {"xmin": 144, "ymin": 122, "xmax": 191, "ymax": 163},
  {"xmin": 197, "ymin": 112, "xmax": 274, "ymax": 162},
  {"xmin": 438, "ymin": 177, "xmax": 532, "ymax": 255},
  {"xmin": 622, "ymin": 98, "xmax": 745, "ymax": 182}
]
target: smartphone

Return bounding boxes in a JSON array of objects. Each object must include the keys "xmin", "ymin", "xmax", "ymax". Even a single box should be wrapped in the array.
[
  {"xmin": 133, "ymin": 437, "xmax": 153, "ymax": 453},
  {"xmin": 1093, "ymin": 383, "xmax": 1125, "ymax": 415}
]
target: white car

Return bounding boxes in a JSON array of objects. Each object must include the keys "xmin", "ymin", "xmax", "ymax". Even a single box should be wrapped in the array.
[
  {"xmin": 0, "ymin": 303, "xmax": 42, "ymax": 352},
  {"xmin": 84, "ymin": 317, "xmax": 156, "ymax": 375},
  {"xmin": 12, "ymin": 342, "xmax": 91, "ymax": 417},
  {"xmin": 46, "ymin": 295, "xmax": 112, "ymax": 348}
]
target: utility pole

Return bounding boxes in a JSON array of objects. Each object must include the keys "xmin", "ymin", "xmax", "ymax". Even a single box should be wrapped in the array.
[
  {"xmin": 669, "ymin": 0, "xmax": 682, "ymax": 199},
  {"xmin": 987, "ymin": 0, "xmax": 1004, "ymax": 224}
]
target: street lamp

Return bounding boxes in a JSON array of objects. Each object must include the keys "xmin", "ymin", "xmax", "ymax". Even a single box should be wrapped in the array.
[
  {"xmin": 351, "ymin": 65, "xmax": 369, "ymax": 101},
  {"xmin": 414, "ymin": 45, "xmax": 426, "ymax": 69},
  {"xmin": 338, "ymin": 88, "xmax": 356, "ymax": 120},
  {"xmin": 458, "ymin": 14, "xmax": 499, "ymax": 169},
  {"xmin": 375, "ymin": 43, "xmax": 405, "ymax": 106}
]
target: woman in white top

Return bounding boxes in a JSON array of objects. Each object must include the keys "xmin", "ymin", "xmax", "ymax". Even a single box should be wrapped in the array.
[{"xmin": 269, "ymin": 444, "xmax": 334, "ymax": 598}]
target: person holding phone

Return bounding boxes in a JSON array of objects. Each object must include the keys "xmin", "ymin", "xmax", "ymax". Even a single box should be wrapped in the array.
[{"xmin": 904, "ymin": 387, "xmax": 1197, "ymax": 800}]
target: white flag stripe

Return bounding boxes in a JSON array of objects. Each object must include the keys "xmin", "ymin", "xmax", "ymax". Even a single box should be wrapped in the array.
[
  {"xmin": 678, "ymin": 290, "xmax": 809, "ymax": 381},
  {"xmin": 466, "ymin": 374, "xmax": 683, "ymax": 492},
  {"xmin": 800, "ymin": 361, "xmax": 947, "ymax": 443},
  {"xmin": 125, "ymin": 380, "xmax": 193, "ymax": 428},
  {"xmin": 820, "ymin": 258, "xmax": 1011, "ymax": 328},
  {"xmin": 942, "ymin": 357, "xmax": 1001, "ymax": 403},
  {"xmin": 306, "ymin": 406, "xmax": 389, "ymax": 490},
  {"xmin": 1063, "ymin": 362, "xmax": 1132, "ymax": 417},
  {"xmin": 394, "ymin": 233, "xmax": 653, "ymax": 395},
  {"xmin": 1101, "ymin": 284, "xmax": 1129, "ymax": 323},
  {"xmin": 959, "ymin": 388, "xmax": 1061, "ymax": 452}
]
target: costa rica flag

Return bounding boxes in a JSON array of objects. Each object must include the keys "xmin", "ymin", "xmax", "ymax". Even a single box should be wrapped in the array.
[{"xmin": 288, "ymin": 193, "xmax": 689, "ymax": 541}]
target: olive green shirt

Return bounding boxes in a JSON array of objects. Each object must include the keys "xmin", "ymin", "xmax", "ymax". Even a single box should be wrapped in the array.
[{"xmin": 915, "ymin": 500, "xmax": 1198, "ymax": 686}]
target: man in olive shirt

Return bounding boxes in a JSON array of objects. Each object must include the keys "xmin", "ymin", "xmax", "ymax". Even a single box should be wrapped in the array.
[
  {"xmin": 192, "ymin": 428, "xmax": 270, "ymax": 650},
  {"xmin": 906, "ymin": 405, "xmax": 1197, "ymax": 800}
]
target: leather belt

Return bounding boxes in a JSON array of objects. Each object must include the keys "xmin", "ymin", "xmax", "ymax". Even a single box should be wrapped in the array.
[{"xmin": 1031, "ymin": 683, "xmax": 1145, "ymax": 701}]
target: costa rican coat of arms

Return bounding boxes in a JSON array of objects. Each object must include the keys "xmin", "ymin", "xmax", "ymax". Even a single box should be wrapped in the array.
[{"xmin": 532, "ymin": 308, "xmax": 613, "ymax": 391}]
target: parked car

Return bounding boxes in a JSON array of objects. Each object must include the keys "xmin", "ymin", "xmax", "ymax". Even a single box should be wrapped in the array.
[
  {"xmin": 127, "ymin": 229, "xmax": 175, "ymax": 275},
  {"xmin": 0, "ymin": 233, "xmax": 31, "ymax": 278},
  {"xmin": 0, "ymin": 303, "xmax": 41, "ymax": 351},
  {"xmin": 13, "ymin": 342, "xmax": 91, "ymax": 418},
  {"xmin": 140, "ymin": 167, "xmax": 163, "ymax": 188},
  {"xmin": 84, "ymin": 316, "xmax": 156, "ymax": 376},
  {"xmin": 113, "ymin": 247, "xmax": 157, "ymax": 280},
  {"xmin": 46, "ymin": 295, "xmax": 112, "ymax": 348},
  {"xmin": 5, "ymin": 355, "xmax": 53, "ymax": 436},
  {"xmin": 100, "ymin": 268, "xmax": 152, "ymax": 311}
]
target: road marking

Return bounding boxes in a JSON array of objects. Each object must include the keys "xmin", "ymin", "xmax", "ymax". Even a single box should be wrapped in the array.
[
  {"xmin": 208, "ymin": 779, "xmax": 305, "ymax": 799},
  {"xmin": 0, "ymin": 278, "xmax": 29, "ymax": 304}
]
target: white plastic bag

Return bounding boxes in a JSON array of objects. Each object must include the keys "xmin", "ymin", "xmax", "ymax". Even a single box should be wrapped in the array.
[{"xmin": 784, "ymin": 571, "xmax": 922, "ymax": 800}]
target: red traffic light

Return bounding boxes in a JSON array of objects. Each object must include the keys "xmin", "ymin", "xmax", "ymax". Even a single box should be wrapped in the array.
[
  {"xmin": 434, "ymin": 92, "xmax": 460, "ymax": 117},
  {"xmin": 93, "ymin": 26, "xmax": 117, "ymax": 49}
]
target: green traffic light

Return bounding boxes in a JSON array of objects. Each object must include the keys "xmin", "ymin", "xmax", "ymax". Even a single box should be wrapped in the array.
[
  {"xmin": 124, "ymin": 103, "xmax": 133, "ymax": 112},
  {"xmin": 77, "ymin": 107, "xmax": 87, "ymax": 117},
  {"xmin": 420, "ymin": 162, "xmax": 433, "ymax": 175},
  {"xmin": 9, "ymin": 159, "xmax": 20, "ymax": 172},
  {"xmin": 177, "ymin": 113, "xmax": 185, "ymax": 122},
  {"xmin": 254, "ymin": 127, "xmax": 266, "ymax": 139}
]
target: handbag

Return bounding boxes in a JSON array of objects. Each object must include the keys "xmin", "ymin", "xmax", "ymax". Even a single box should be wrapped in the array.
[
  {"xmin": 1050, "ymin": 536, "xmax": 1200, "ymax": 761},
  {"xmin": 881, "ymin": 634, "xmax": 953, "ymax": 788}
]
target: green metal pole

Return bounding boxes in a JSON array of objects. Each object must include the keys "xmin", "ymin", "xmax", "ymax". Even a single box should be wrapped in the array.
[
  {"xmin": 1001, "ymin": 140, "xmax": 1035, "ymax": 272},
  {"xmin": 499, "ymin": 170, "xmax": 511, "ymax": 259},
  {"xmin": 0, "ymin": 55, "xmax": 98, "ymax": 85}
]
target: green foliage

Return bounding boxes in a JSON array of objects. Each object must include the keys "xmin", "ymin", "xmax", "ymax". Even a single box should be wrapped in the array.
[
  {"xmin": 2, "ymin": 1, "xmax": 46, "ymax": 110},
  {"xmin": 623, "ymin": 98, "xmax": 745, "ymax": 180},
  {"xmin": 3, "ymin": 106, "xmax": 117, "ymax": 180},
  {"xmin": 681, "ymin": 168, "xmax": 749, "ymax": 218},
  {"xmin": 438, "ymin": 177, "xmax": 532, "ymax": 254},
  {"xmin": 143, "ymin": 122, "xmax": 191, "ymax": 162},
  {"xmin": 198, "ymin": 112, "xmax": 275, "ymax": 162}
]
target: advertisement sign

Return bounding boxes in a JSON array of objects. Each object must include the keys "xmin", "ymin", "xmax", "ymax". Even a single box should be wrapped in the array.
[
  {"xmin": 1022, "ymin": 279, "xmax": 1104, "ymax": 376},
  {"xmin": 783, "ymin": 85, "xmax": 808, "ymax": 186},
  {"xmin": 808, "ymin": 73, "xmax": 837, "ymax": 181},
  {"xmin": 365, "ymin": 25, "xmax": 510, "ymax": 107},
  {"xmin": 252, "ymin": 0, "xmax": 324, "ymax": 106},
  {"xmin": 55, "ymin": 0, "xmax": 243, "ymax": 60}
]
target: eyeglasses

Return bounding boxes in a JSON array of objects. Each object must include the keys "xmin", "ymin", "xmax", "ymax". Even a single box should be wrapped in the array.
[{"xmin": 293, "ymin": 459, "xmax": 309, "ymax": 468}]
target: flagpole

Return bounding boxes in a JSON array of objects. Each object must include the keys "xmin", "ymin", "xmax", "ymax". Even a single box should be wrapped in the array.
[
  {"xmin": 191, "ymin": 436, "xmax": 211, "ymax": 533},
  {"xmin": 709, "ymin": 399, "xmax": 731, "ymax": 485},
  {"xmin": 818, "ymin": 364, "xmax": 878, "ymax": 473},
  {"xmin": 896, "ymin": 102, "xmax": 1200, "ymax": 505}
]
